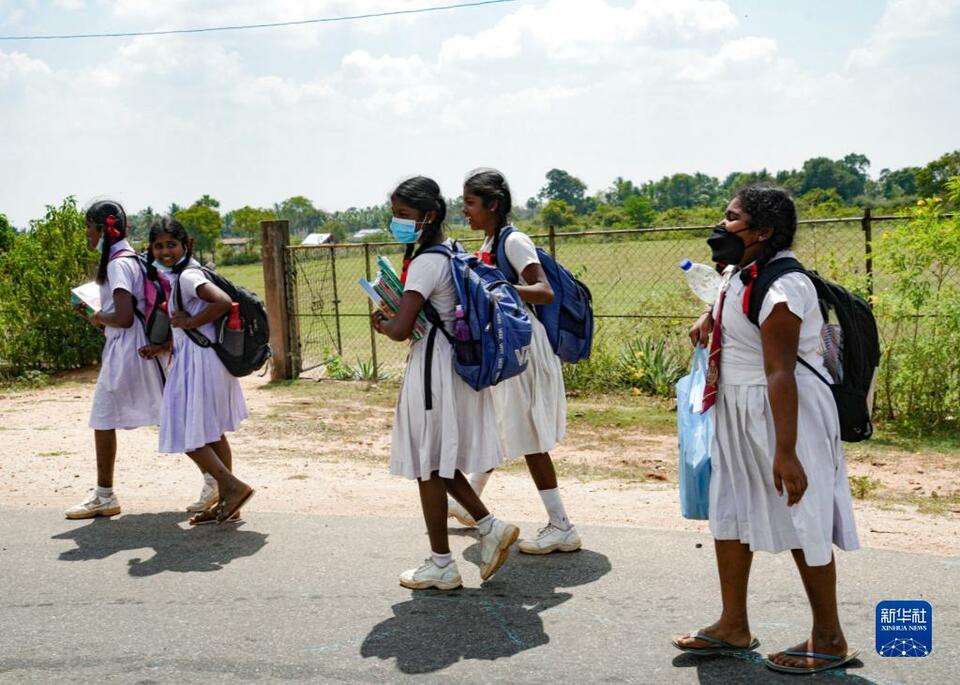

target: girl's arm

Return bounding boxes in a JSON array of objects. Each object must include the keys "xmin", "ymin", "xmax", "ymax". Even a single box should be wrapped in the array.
[
  {"xmin": 372, "ymin": 290, "xmax": 426, "ymax": 342},
  {"xmin": 93, "ymin": 289, "xmax": 135, "ymax": 329},
  {"xmin": 514, "ymin": 263, "xmax": 554, "ymax": 305},
  {"xmin": 760, "ymin": 302, "xmax": 807, "ymax": 506},
  {"xmin": 170, "ymin": 282, "xmax": 231, "ymax": 330}
]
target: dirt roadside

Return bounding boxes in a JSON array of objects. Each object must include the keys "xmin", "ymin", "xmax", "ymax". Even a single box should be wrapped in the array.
[{"xmin": 2, "ymin": 369, "xmax": 958, "ymax": 557}]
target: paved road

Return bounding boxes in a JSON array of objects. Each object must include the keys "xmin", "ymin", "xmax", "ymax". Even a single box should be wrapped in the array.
[{"xmin": 0, "ymin": 508, "xmax": 956, "ymax": 683}]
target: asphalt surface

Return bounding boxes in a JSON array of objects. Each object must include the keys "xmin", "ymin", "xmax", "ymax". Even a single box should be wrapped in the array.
[{"xmin": 0, "ymin": 507, "xmax": 956, "ymax": 683}]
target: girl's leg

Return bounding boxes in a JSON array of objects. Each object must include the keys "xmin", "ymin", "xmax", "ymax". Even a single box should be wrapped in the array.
[
  {"xmin": 524, "ymin": 451, "xmax": 574, "ymax": 530},
  {"xmin": 675, "ymin": 540, "xmax": 754, "ymax": 649},
  {"xmin": 767, "ymin": 552, "xmax": 849, "ymax": 669},
  {"xmin": 185, "ymin": 444, "xmax": 252, "ymax": 515},
  {"xmin": 94, "ymin": 429, "xmax": 118, "ymax": 488},
  {"xmin": 524, "ymin": 452, "xmax": 558, "ymax": 491},
  {"xmin": 446, "ymin": 471, "xmax": 490, "ymax": 522},
  {"xmin": 209, "ymin": 434, "xmax": 232, "ymax": 471},
  {"xmin": 446, "ymin": 470, "xmax": 518, "ymax": 580},
  {"xmin": 418, "ymin": 472, "xmax": 452, "ymax": 555}
]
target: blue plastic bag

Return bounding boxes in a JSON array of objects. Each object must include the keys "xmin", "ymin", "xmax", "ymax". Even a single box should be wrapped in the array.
[{"xmin": 676, "ymin": 345, "xmax": 713, "ymax": 520}]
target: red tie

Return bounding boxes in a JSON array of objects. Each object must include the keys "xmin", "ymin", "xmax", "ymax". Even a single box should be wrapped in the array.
[{"xmin": 701, "ymin": 287, "xmax": 726, "ymax": 412}]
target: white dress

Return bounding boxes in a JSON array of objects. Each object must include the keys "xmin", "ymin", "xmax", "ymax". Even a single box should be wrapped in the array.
[
  {"xmin": 479, "ymin": 231, "xmax": 566, "ymax": 458},
  {"xmin": 158, "ymin": 262, "xmax": 249, "ymax": 453},
  {"xmin": 89, "ymin": 240, "xmax": 165, "ymax": 430},
  {"xmin": 709, "ymin": 251, "xmax": 860, "ymax": 567},
  {"xmin": 390, "ymin": 241, "xmax": 504, "ymax": 480}
]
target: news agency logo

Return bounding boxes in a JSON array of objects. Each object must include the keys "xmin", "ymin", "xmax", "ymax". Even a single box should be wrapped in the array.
[{"xmin": 876, "ymin": 600, "xmax": 932, "ymax": 657}]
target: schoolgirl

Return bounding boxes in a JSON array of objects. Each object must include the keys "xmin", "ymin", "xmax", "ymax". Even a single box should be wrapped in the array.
[
  {"xmin": 448, "ymin": 168, "xmax": 580, "ymax": 555},
  {"xmin": 371, "ymin": 176, "xmax": 519, "ymax": 590},
  {"xmin": 672, "ymin": 187, "xmax": 860, "ymax": 675},
  {"xmin": 149, "ymin": 217, "xmax": 253, "ymax": 524},
  {"xmin": 66, "ymin": 200, "xmax": 166, "ymax": 520}
]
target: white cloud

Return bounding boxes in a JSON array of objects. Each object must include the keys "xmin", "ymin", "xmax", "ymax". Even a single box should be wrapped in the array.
[
  {"xmin": 847, "ymin": 0, "xmax": 960, "ymax": 68},
  {"xmin": 0, "ymin": 48, "xmax": 51, "ymax": 81},
  {"xmin": 53, "ymin": 0, "xmax": 85, "ymax": 9},
  {"xmin": 678, "ymin": 36, "xmax": 777, "ymax": 82}
]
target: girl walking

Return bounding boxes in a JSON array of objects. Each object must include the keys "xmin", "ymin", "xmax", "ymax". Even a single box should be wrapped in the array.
[
  {"xmin": 672, "ymin": 186, "xmax": 860, "ymax": 675},
  {"xmin": 149, "ymin": 217, "xmax": 253, "ymax": 524},
  {"xmin": 449, "ymin": 168, "xmax": 580, "ymax": 555},
  {"xmin": 372, "ymin": 176, "xmax": 519, "ymax": 590},
  {"xmin": 66, "ymin": 200, "xmax": 165, "ymax": 519}
]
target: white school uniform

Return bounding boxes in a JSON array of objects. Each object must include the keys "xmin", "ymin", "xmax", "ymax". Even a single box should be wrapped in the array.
[
  {"xmin": 479, "ymin": 231, "xmax": 566, "ymax": 458},
  {"xmin": 390, "ymin": 240, "xmax": 504, "ymax": 480},
  {"xmin": 709, "ymin": 250, "xmax": 860, "ymax": 567},
  {"xmin": 158, "ymin": 261, "xmax": 248, "ymax": 453},
  {"xmin": 89, "ymin": 240, "xmax": 165, "ymax": 430}
]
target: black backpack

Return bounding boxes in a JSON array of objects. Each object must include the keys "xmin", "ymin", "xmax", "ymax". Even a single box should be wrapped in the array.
[
  {"xmin": 176, "ymin": 265, "xmax": 272, "ymax": 377},
  {"xmin": 744, "ymin": 257, "xmax": 880, "ymax": 442}
]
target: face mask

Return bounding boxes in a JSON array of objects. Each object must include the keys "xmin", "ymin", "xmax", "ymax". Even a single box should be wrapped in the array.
[
  {"xmin": 389, "ymin": 217, "xmax": 422, "ymax": 244},
  {"xmin": 95, "ymin": 236, "xmax": 104, "ymax": 252},
  {"xmin": 707, "ymin": 223, "xmax": 755, "ymax": 265},
  {"xmin": 154, "ymin": 255, "xmax": 187, "ymax": 274}
]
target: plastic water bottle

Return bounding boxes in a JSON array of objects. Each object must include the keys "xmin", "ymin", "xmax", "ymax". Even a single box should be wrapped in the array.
[
  {"xmin": 679, "ymin": 259, "xmax": 723, "ymax": 304},
  {"xmin": 452, "ymin": 305, "xmax": 476, "ymax": 364},
  {"xmin": 221, "ymin": 302, "xmax": 244, "ymax": 356}
]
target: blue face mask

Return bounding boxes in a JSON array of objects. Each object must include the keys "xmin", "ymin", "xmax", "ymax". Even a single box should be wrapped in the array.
[
  {"xmin": 389, "ymin": 217, "xmax": 422, "ymax": 244},
  {"xmin": 154, "ymin": 255, "xmax": 188, "ymax": 274},
  {"xmin": 95, "ymin": 236, "xmax": 104, "ymax": 252}
]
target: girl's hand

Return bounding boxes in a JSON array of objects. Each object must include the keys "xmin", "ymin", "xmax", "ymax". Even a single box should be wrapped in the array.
[
  {"xmin": 170, "ymin": 312, "xmax": 193, "ymax": 329},
  {"xmin": 138, "ymin": 344, "xmax": 169, "ymax": 359},
  {"xmin": 371, "ymin": 310, "xmax": 389, "ymax": 335},
  {"xmin": 689, "ymin": 310, "xmax": 713, "ymax": 347},
  {"xmin": 773, "ymin": 449, "xmax": 808, "ymax": 506}
]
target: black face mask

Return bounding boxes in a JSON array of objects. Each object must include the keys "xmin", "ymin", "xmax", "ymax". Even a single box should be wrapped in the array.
[{"xmin": 707, "ymin": 223, "xmax": 752, "ymax": 265}]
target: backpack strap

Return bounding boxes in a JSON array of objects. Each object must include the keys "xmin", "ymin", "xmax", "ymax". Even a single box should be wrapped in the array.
[
  {"xmin": 493, "ymin": 226, "xmax": 519, "ymax": 284},
  {"xmin": 175, "ymin": 267, "xmax": 215, "ymax": 349},
  {"xmin": 414, "ymin": 243, "xmax": 457, "ymax": 411},
  {"xmin": 743, "ymin": 257, "xmax": 805, "ymax": 326}
]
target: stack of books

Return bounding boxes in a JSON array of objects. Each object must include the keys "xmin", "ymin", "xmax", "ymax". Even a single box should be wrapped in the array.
[{"xmin": 358, "ymin": 256, "xmax": 427, "ymax": 341}]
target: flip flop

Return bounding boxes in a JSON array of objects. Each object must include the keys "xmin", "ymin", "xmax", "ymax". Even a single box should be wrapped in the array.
[
  {"xmin": 189, "ymin": 508, "xmax": 241, "ymax": 526},
  {"xmin": 672, "ymin": 631, "xmax": 761, "ymax": 655},
  {"xmin": 764, "ymin": 648, "xmax": 861, "ymax": 674},
  {"xmin": 217, "ymin": 487, "xmax": 254, "ymax": 524}
]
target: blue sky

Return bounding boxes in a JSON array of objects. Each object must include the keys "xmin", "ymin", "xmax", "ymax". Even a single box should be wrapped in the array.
[{"xmin": 1, "ymin": 0, "xmax": 958, "ymax": 226}]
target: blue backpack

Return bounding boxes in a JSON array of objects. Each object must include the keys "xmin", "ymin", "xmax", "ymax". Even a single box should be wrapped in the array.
[
  {"xmin": 494, "ymin": 226, "xmax": 594, "ymax": 363},
  {"xmin": 419, "ymin": 242, "xmax": 532, "ymax": 408}
]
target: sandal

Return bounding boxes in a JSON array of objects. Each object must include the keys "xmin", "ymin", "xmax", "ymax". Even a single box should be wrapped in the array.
[
  {"xmin": 189, "ymin": 507, "xmax": 241, "ymax": 526},
  {"xmin": 672, "ymin": 631, "xmax": 760, "ymax": 655},
  {"xmin": 765, "ymin": 648, "xmax": 860, "ymax": 674},
  {"xmin": 216, "ymin": 486, "xmax": 255, "ymax": 524}
]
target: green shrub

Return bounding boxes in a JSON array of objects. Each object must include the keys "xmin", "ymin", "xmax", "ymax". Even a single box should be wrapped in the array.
[
  {"xmin": 617, "ymin": 334, "xmax": 688, "ymax": 398},
  {"xmin": 0, "ymin": 198, "xmax": 101, "ymax": 375}
]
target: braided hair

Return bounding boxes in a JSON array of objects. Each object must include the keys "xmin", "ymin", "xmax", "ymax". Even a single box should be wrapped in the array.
[
  {"xmin": 146, "ymin": 217, "xmax": 193, "ymax": 277},
  {"xmin": 464, "ymin": 168, "xmax": 512, "ymax": 262},
  {"xmin": 391, "ymin": 176, "xmax": 447, "ymax": 268},
  {"xmin": 86, "ymin": 200, "xmax": 128, "ymax": 285},
  {"xmin": 735, "ymin": 185, "xmax": 797, "ymax": 269}
]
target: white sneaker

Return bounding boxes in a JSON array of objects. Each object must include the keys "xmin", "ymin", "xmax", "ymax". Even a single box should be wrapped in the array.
[
  {"xmin": 187, "ymin": 481, "xmax": 219, "ymax": 512},
  {"xmin": 479, "ymin": 519, "xmax": 519, "ymax": 581},
  {"xmin": 399, "ymin": 559, "xmax": 463, "ymax": 591},
  {"xmin": 65, "ymin": 492, "xmax": 121, "ymax": 520},
  {"xmin": 448, "ymin": 500, "xmax": 476, "ymax": 527},
  {"xmin": 518, "ymin": 524, "xmax": 582, "ymax": 555}
]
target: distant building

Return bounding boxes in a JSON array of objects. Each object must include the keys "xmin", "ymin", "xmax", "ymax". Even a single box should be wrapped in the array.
[
  {"xmin": 221, "ymin": 237, "xmax": 251, "ymax": 252},
  {"xmin": 349, "ymin": 228, "xmax": 386, "ymax": 242},
  {"xmin": 301, "ymin": 232, "xmax": 335, "ymax": 246}
]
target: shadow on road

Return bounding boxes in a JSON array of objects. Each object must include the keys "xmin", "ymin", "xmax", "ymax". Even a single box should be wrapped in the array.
[
  {"xmin": 51, "ymin": 512, "xmax": 267, "ymax": 577},
  {"xmin": 361, "ymin": 544, "xmax": 612, "ymax": 674},
  {"xmin": 672, "ymin": 651, "xmax": 876, "ymax": 684}
]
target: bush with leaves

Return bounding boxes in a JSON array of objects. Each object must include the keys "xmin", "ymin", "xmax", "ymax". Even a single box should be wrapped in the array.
[{"xmin": 0, "ymin": 198, "xmax": 102, "ymax": 375}]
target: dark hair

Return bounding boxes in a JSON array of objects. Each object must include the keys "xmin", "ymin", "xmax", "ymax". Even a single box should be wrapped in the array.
[
  {"xmin": 86, "ymin": 199, "xmax": 128, "ymax": 285},
  {"xmin": 464, "ymin": 168, "xmax": 513, "ymax": 260},
  {"xmin": 391, "ymin": 176, "xmax": 447, "ymax": 263},
  {"xmin": 146, "ymin": 216, "xmax": 193, "ymax": 275},
  {"xmin": 735, "ymin": 185, "xmax": 798, "ymax": 267}
]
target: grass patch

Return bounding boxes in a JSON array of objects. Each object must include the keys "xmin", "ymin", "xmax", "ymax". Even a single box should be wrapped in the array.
[
  {"xmin": 286, "ymin": 473, "xmax": 309, "ymax": 480},
  {"xmin": 568, "ymin": 394, "xmax": 676, "ymax": 435},
  {"xmin": 37, "ymin": 450, "xmax": 70, "ymax": 458},
  {"xmin": 849, "ymin": 475, "xmax": 883, "ymax": 499}
]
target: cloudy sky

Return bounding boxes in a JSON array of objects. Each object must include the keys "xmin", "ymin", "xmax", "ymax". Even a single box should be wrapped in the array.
[{"xmin": 1, "ymin": 0, "xmax": 958, "ymax": 226}]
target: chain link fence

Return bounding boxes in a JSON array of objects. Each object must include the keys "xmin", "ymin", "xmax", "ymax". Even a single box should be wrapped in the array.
[{"xmin": 284, "ymin": 213, "xmax": 921, "ymax": 379}]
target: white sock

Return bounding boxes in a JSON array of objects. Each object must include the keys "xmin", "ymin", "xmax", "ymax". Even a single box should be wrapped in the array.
[
  {"xmin": 476, "ymin": 514, "xmax": 496, "ymax": 536},
  {"xmin": 431, "ymin": 551, "xmax": 453, "ymax": 568},
  {"xmin": 203, "ymin": 473, "xmax": 216, "ymax": 486},
  {"xmin": 539, "ymin": 488, "xmax": 571, "ymax": 530},
  {"xmin": 469, "ymin": 471, "xmax": 492, "ymax": 496},
  {"xmin": 96, "ymin": 486, "xmax": 113, "ymax": 500}
]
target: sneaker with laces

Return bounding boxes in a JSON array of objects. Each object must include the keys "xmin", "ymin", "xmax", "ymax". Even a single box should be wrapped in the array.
[
  {"xmin": 65, "ymin": 492, "xmax": 121, "ymax": 520},
  {"xmin": 186, "ymin": 481, "xmax": 219, "ymax": 512},
  {"xmin": 399, "ymin": 559, "xmax": 463, "ymax": 590},
  {"xmin": 479, "ymin": 519, "xmax": 519, "ymax": 581},
  {"xmin": 447, "ymin": 500, "xmax": 476, "ymax": 527},
  {"xmin": 518, "ymin": 524, "xmax": 582, "ymax": 555}
]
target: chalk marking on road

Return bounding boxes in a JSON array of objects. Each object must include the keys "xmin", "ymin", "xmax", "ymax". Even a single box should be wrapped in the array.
[{"xmin": 479, "ymin": 599, "xmax": 527, "ymax": 649}]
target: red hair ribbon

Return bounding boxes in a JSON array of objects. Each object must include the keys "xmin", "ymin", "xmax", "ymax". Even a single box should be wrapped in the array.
[
  {"xmin": 105, "ymin": 215, "xmax": 122, "ymax": 239},
  {"xmin": 400, "ymin": 258, "xmax": 411, "ymax": 285},
  {"xmin": 741, "ymin": 262, "xmax": 759, "ymax": 315},
  {"xmin": 476, "ymin": 250, "xmax": 494, "ymax": 266}
]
